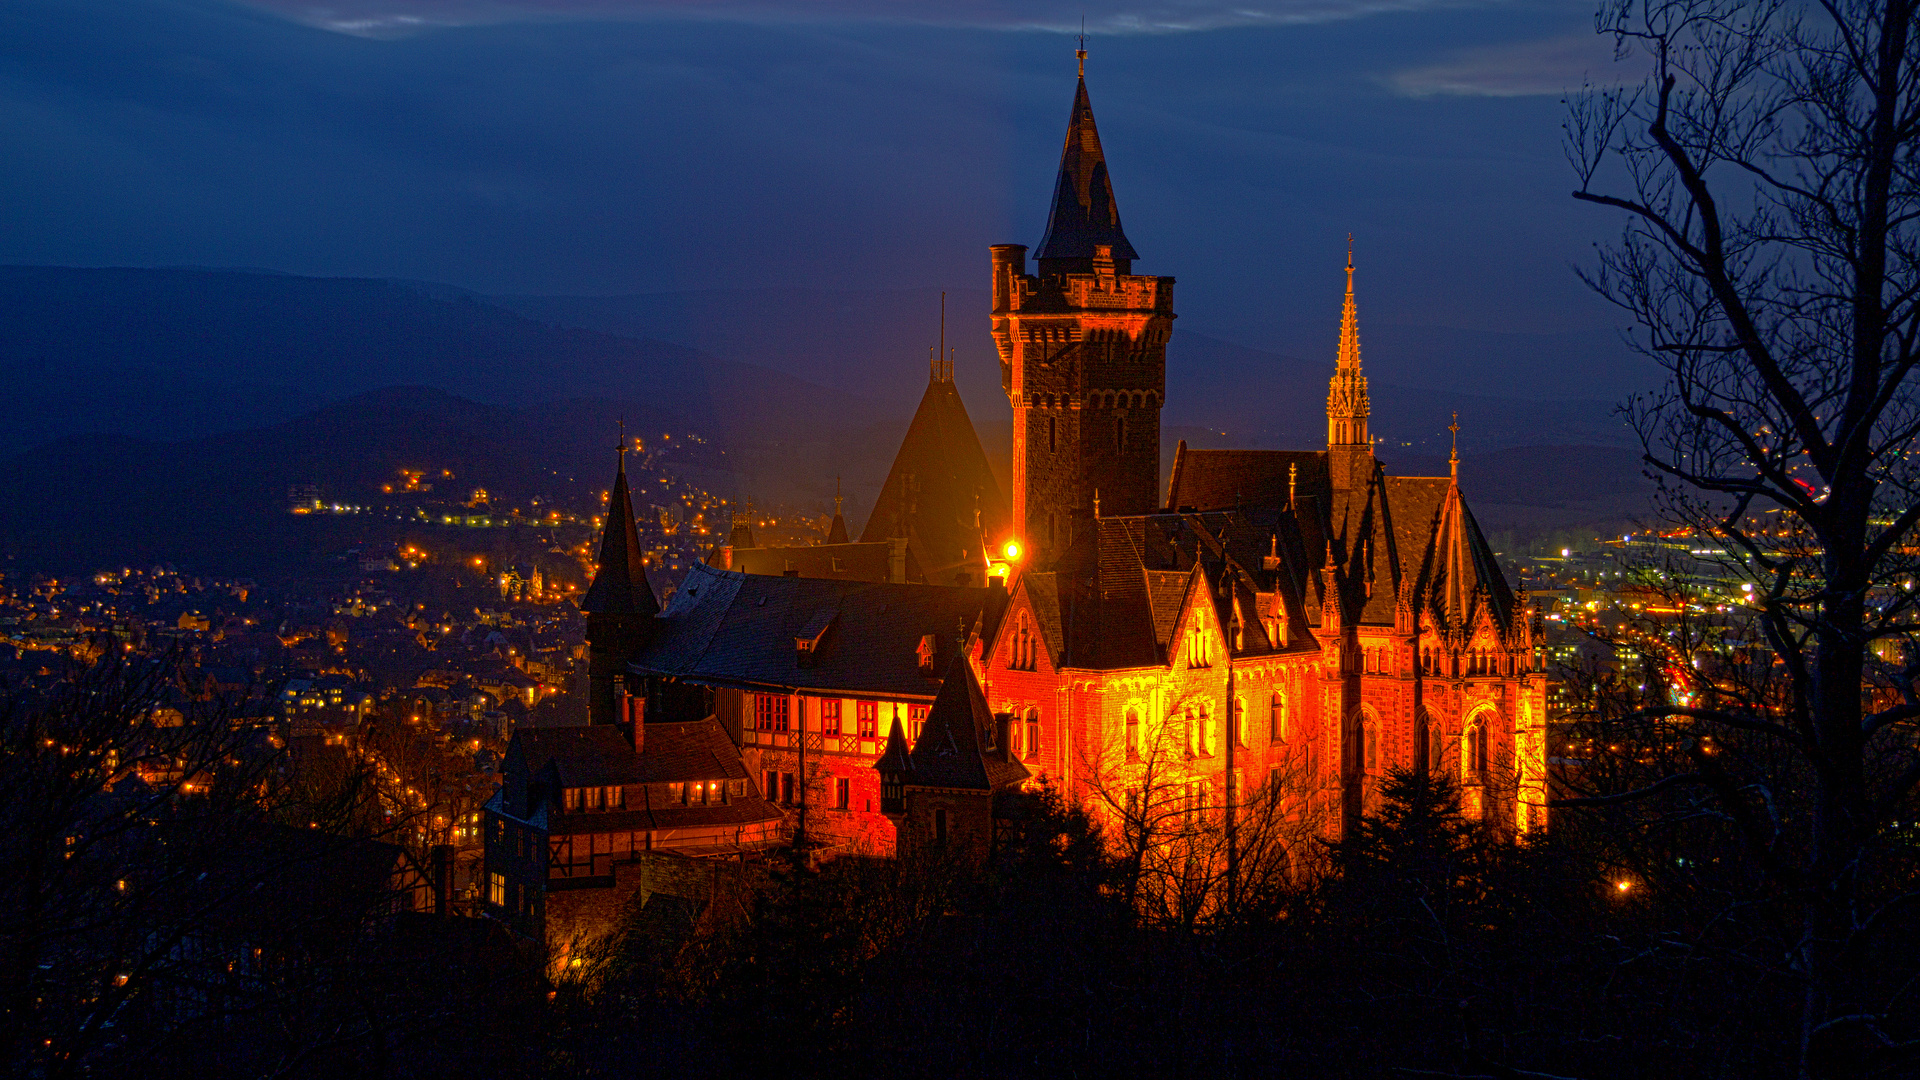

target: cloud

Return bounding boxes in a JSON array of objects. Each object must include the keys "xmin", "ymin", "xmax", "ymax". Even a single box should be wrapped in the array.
[
  {"xmin": 1387, "ymin": 32, "xmax": 1640, "ymax": 97},
  {"xmin": 239, "ymin": 0, "xmax": 1482, "ymax": 38}
]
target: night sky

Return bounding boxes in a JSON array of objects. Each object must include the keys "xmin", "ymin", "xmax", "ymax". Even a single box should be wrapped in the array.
[{"xmin": 1, "ymin": 0, "xmax": 1654, "ymax": 401}]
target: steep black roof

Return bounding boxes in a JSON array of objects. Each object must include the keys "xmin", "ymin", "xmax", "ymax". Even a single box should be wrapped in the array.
[
  {"xmin": 858, "ymin": 377, "xmax": 1009, "ymax": 587},
  {"xmin": 904, "ymin": 657, "xmax": 1030, "ymax": 792},
  {"xmin": 1034, "ymin": 77, "xmax": 1139, "ymax": 266},
  {"xmin": 581, "ymin": 451, "xmax": 658, "ymax": 616}
]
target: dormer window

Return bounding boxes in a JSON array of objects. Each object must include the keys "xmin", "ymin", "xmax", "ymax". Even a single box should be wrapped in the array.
[{"xmin": 917, "ymin": 634, "xmax": 938, "ymax": 674}]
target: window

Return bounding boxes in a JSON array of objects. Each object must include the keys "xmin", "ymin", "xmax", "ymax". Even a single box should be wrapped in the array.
[
  {"xmin": 1270, "ymin": 690, "xmax": 1288, "ymax": 744},
  {"xmin": 857, "ymin": 701, "xmax": 878, "ymax": 739},
  {"xmin": 605, "ymin": 785, "xmax": 624, "ymax": 810},
  {"xmin": 668, "ymin": 782, "xmax": 684, "ymax": 804},
  {"xmin": 488, "ymin": 872, "xmax": 506, "ymax": 907},
  {"xmin": 762, "ymin": 772, "xmax": 778, "ymax": 801},
  {"xmin": 1189, "ymin": 628, "xmax": 1214, "ymax": 668},
  {"xmin": 1125, "ymin": 708, "xmax": 1140, "ymax": 760},
  {"xmin": 934, "ymin": 807, "xmax": 949, "ymax": 845},
  {"xmin": 1047, "ymin": 415, "xmax": 1057, "ymax": 453},
  {"xmin": 1114, "ymin": 415, "xmax": 1126, "ymax": 454},
  {"xmin": 562, "ymin": 788, "xmax": 583, "ymax": 812},
  {"xmin": 835, "ymin": 777, "xmax": 851, "ymax": 810},
  {"xmin": 781, "ymin": 772, "xmax": 796, "ymax": 805},
  {"xmin": 754, "ymin": 694, "xmax": 790, "ymax": 732},
  {"xmin": 585, "ymin": 786, "xmax": 603, "ymax": 811},
  {"xmin": 1197, "ymin": 703, "xmax": 1215, "ymax": 757},
  {"xmin": 1233, "ymin": 697, "xmax": 1247, "ymax": 747},
  {"xmin": 910, "ymin": 705, "xmax": 929, "ymax": 741},
  {"xmin": 1025, "ymin": 708, "xmax": 1041, "ymax": 759},
  {"xmin": 821, "ymin": 699, "xmax": 842, "ymax": 736}
]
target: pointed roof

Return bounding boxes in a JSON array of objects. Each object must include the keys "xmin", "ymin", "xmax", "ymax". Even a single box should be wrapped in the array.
[
  {"xmin": 827, "ymin": 480, "xmax": 849, "ymax": 544},
  {"xmin": 858, "ymin": 377, "xmax": 1009, "ymax": 586},
  {"xmin": 875, "ymin": 708, "xmax": 913, "ymax": 776},
  {"xmin": 905, "ymin": 657, "xmax": 1030, "ymax": 792},
  {"xmin": 1034, "ymin": 75, "xmax": 1139, "ymax": 265},
  {"xmin": 581, "ymin": 450, "xmax": 659, "ymax": 616}
]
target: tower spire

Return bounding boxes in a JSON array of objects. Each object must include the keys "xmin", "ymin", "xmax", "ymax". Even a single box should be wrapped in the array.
[
  {"xmin": 1327, "ymin": 239, "xmax": 1371, "ymax": 450},
  {"xmin": 1448, "ymin": 412, "xmax": 1460, "ymax": 482},
  {"xmin": 1077, "ymin": 22, "xmax": 1087, "ymax": 80},
  {"xmin": 1034, "ymin": 57, "xmax": 1138, "ymax": 272}
]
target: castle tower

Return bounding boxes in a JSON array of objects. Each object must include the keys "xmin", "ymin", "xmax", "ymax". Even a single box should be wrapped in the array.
[
  {"xmin": 1327, "ymin": 247, "xmax": 1373, "ymax": 493},
  {"xmin": 581, "ymin": 443, "xmax": 657, "ymax": 727},
  {"xmin": 992, "ymin": 52, "xmax": 1175, "ymax": 564}
]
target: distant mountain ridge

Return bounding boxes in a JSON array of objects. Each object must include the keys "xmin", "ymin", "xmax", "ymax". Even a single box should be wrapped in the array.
[{"xmin": 0, "ymin": 265, "xmax": 872, "ymax": 456}]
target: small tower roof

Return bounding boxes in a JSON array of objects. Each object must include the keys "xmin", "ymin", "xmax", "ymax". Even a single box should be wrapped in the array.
[
  {"xmin": 581, "ymin": 446, "xmax": 658, "ymax": 616},
  {"xmin": 827, "ymin": 478, "xmax": 850, "ymax": 544},
  {"xmin": 875, "ymin": 705, "xmax": 913, "ymax": 776},
  {"xmin": 1034, "ymin": 69, "xmax": 1139, "ymax": 265},
  {"xmin": 905, "ymin": 656, "xmax": 1030, "ymax": 792}
]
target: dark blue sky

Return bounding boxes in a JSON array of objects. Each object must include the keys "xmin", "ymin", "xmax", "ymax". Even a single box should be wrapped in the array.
[{"xmin": 0, "ymin": 0, "xmax": 1655, "ymax": 399}]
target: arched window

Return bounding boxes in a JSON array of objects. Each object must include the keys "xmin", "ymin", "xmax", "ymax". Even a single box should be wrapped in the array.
[
  {"xmin": 1363, "ymin": 713, "xmax": 1378, "ymax": 774},
  {"xmin": 1232, "ymin": 697, "xmax": 1247, "ymax": 747},
  {"xmin": 1198, "ymin": 703, "xmax": 1215, "ymax": 757},
  {"xmin": 1025, "ymin": 708, "xmax": 1041, "ymax": 759},
  {"xmin": 1125, "ymin": 708, "xmax": 1141, "ymax": 760},
  {"xmin": 1047, "ymin": 415, "xmax": 1057, "ymax": 453},
  {"xmin": 1270, "ymin": 689, "xmax": 1288, "ymax": 744}
]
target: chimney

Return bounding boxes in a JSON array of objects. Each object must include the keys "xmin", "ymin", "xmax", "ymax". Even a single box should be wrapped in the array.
[{"xmin": 619, "ymin": 688, "xmax": 644, "ymax": 752}]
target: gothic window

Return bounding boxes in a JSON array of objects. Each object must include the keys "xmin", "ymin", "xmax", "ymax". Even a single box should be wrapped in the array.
[
  {"xmin": 1196, "ymin": 703, "xmax": 1215, "ymax": 758},
  {"xmin": 1232, "ymin": 697, "xmax": 1247, "ymax": 747},
  {"xmin": 1365, "ymin": 714, "xmax": 1379, "ymax": 773},
  {"xmin": 1026, "ymin": 708, "xmax": 1041, "ymax": 759},
  {"xmin": 1125, "ymin": 708, "xmax": 1141, "ymax": 761},
  {"xmin": 1114, "ymin": 415, "xmax": 1126, "ymax": 454},
  {"xmin": 1047, "ymin": 415, "xmax": 1057, "ymax": 453},
  {"xmin": 1270, "ymin": 689, "xmax": 1288, "ymax": 744}
]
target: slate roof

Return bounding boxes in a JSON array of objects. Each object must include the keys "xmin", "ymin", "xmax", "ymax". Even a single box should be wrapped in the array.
[
  {"xmin": 1034, "ymin": 76, "xmax": 1140, "ymax": 266},
  {"xmin": 512, "ymin": 726, "xmax": 648, "ymax": 788},
  {"xmin": 904, "ymin": 657, "xmax": 1031, "ymax": 792},
  {"xmin": 581, "ymin": 452, "xmax": 659, "ymax": 616},
  {"xmin": 859, "ymin": 376, "xmax": 1010, "ymax": 587},
  {"xmin": 632, "ymin": 561, "xmax": 1009, "ymax": 699},
  {"xmin": 503, "ymin": 719, "xmax": 783, "ymax": 834}
]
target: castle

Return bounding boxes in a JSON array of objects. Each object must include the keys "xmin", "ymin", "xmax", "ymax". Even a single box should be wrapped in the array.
[{"xmin": 486, "ymin": 55, "xmax": 1546, "ymax": 941}]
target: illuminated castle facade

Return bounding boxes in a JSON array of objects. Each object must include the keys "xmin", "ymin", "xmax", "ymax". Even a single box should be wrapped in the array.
[
  {"xmin": 572, "ymin": 59, "xmax": 1549, "ymax": 875},
  {"xmin": 971, "ymin": 61, "xmax": 1549, "ymax": 837}
]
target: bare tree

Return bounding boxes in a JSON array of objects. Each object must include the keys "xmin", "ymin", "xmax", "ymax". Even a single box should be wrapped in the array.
[{"xmin": 1567, "ymin": 1, "xmax": 1920, "ymax": 1070}]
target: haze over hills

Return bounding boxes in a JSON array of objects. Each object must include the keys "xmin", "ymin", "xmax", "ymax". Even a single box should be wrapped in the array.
[{"xmin": 0, "ymin": 265, "xmax": 1655, "ymax": 575}]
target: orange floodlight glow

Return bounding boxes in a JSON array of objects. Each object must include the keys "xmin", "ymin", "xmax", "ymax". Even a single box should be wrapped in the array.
[{"xmin": 1003, "ymin": 540, "xmax": 1023, "ymax": 562}]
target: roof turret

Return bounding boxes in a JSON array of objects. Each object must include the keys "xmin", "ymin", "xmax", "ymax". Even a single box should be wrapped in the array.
[{"xmin": 581, "ymin": 445, "xmax": 658, "ymax": 616}]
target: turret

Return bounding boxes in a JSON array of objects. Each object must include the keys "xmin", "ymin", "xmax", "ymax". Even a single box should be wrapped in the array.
[{"xmin": 581, "ymin": 442, "xmax": 658, "ymax": 727}]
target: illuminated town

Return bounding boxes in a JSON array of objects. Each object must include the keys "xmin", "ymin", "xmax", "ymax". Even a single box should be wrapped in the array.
[{"xmin": 7, "ymin": 4, "xmax": 1919, "ymax": 1078}]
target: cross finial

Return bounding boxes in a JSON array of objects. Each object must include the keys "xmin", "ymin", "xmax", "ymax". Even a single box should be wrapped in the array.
[
  {"xmin": 834, "ymin": 475, "xmax": 843, "ymax": 516},
  {"xmin": 1346, "ymin": 233, "xmax": 1353, "ymax": 270},
  {"xmin": 1448, "ymin": 412, "xmax": 1460, "ymax": 480},
  {"xmin": 1077, "ymin": 19, "xmax": 1087, "ymax": 79},
  {"xmin": 617, "ymin": 417, "xmax": 627, "ymax": 471},
  {"xmin": 1288, "ymin": 461, "xmax": 1298, "ymax": 511}
]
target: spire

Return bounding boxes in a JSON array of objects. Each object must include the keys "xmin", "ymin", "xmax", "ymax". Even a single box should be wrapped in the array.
[
  {"xmin": 581, "ymin": 437, "xmax": 658, "ymax": 616},
  {"xmin": 1327, "ymin": 239, "xmax": 1371, "ymax": 451},
  {"xmin": 1034, "ymin": 56, "xmax": 1139, "ymax": 270},
  {"xmin": 827, "ymin": 477, "xmax": 849, "ymax": 544},
  {"xmin": 1449, "ymin": 412, "xmax": 1460, "ymax": 482}
]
